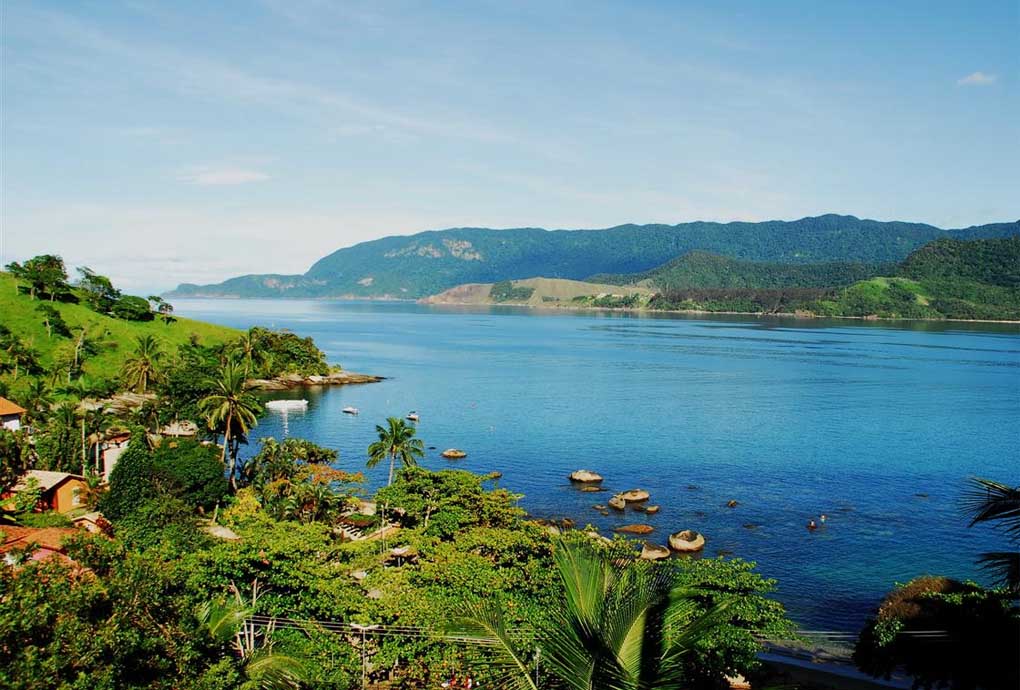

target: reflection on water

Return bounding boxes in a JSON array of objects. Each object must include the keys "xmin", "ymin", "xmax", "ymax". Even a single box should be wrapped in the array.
[{"xmin": 175, "ymin": 298, "xmax": 1020, "ymax": 631}]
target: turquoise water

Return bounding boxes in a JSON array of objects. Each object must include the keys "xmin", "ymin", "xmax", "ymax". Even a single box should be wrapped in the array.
[{"xmin": 174, "ymin": 299, "xmax": 1019, "ymax": 631}]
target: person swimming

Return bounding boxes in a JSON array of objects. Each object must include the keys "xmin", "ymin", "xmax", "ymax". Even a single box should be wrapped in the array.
[
  {"xmin": 820, "ymin": 513, "xmax": 828, "ymax": 523},
  {"xmin": 807, "ymin": 520, "xmax": 818, "ymax": 530}
]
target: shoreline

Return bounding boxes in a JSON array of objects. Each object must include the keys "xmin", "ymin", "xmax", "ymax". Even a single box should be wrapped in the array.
[
  {"xmin": 174, "ymin": 295, "xmax": 1020, "ymax": 326},
  {"xmin": 420, "ymin": 298, "xmax": 1020, "ymax": 326},
  {"xmin": 246, "ymin": 371, "xmax": 384, "ymax": 391}
]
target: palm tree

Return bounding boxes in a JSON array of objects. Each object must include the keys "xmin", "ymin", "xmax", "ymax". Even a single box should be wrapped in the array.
[
  {"xmin": 449, "ymin": 539, "xmax": 729, "ymax": 689},
  {"xmin": 231, "ymin": 330, "xmax": 259, "ymax": 376},
  {"xmin": 367, "ymin": 417, "xmax": 424, "ymax": 486},
  {"xmin": 199, "ymin": 361, "xmax": 262, "ymax": 488},
  {"xmin": 963, "ymin": 477, "xmax": 1020, "ymax": 593},
  {"xmin": 19, "ymin": 378, "xmax": 52, "ymax": 425},
  {"xmin": 121, "ymin": 334, "xmax": 165, "ymax": 394},
  {"xmin": 198, "ymin": 580, "xmax": 310, "ymax": 690}
]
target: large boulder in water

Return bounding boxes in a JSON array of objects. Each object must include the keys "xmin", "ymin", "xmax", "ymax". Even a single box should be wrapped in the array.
[
  {"xmin": 441, "ymin": 449, "xmax": 467, "ymax": 459},
  {"xmin": 640, "ymin": 543, "xmax": 670, "ymax": 561},
  {"xmin": 619, "ymin": 489, "xmax": 650, "ymax": 503},
  {"xmin": 668, "ymin": 530, "xmax": 705, "ymax": 553},
  {"xmin": 608, "ymin": 495, "xmax": 626, "ymax": 511},
  {"xmin": 614, "ymin": 524, "xmax": 654, "ymax": 535},
  {"xmin": 569, "ymin": 470, "xmax": 603, "ymax": 483}
]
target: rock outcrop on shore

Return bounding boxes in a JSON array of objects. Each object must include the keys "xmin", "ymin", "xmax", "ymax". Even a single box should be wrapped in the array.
[
  {"xmin": 640, "ymin": 543, "xmax": 670, "ymax": 560},
  {"xmin": 246, "ymin": 371, "xmax": 383, "ymax": 390}
]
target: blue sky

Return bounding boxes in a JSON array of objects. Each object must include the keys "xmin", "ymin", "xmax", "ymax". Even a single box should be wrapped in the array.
[{"xmin": 2, "ymin": 1, "xmax": 1017, "ymax": 291}]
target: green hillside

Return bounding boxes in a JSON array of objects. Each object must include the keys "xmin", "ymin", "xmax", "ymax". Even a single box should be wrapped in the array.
[
  {"xmin": 648, "ymin": 238, "xmax": 1020, "ymax": 320},
  {"xmin": 590, "ymin": 251, "xmax": 890, "ymax": 290},
  {"xmin": 0, "ymin": 271, "xmax": 238, "ymax": 389},
  {"xmin": 168, "ymin": 215, "xmax": 1020, "ymax": 299}
]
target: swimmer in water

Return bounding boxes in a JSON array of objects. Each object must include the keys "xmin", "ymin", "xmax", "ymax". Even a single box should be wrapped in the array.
[
  {"xmin": 820, "ymin": 514, "xmax": 827, "ymax": 523},
  {"xmin": 807, "ymin": 520, "xmax": 818, "ymax": 530}
]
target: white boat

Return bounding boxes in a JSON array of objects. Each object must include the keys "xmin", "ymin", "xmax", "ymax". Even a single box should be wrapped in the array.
[
  {"xmin": 406, "ymin": 411, "xmax": 420, "ymax": 422},
  {"xmin": 265, "ymin": 399, "xmax": 308, "ymax": 411},
  {"xmin": 342, "ymin": 406, "xmax": 359, "ymax": 415}
]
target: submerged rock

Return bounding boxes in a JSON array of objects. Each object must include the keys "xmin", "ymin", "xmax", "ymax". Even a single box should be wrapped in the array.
[
  {"xmin": 569, "ymin": 470, "xmax": 603, "ymax": 483},
  {"xmin": 580, "ymin": 486, "xmax": 604, "ymax": 493},
  {"xmin": 726, "ymin": 500, "xmax": 739, "ymax": 508},
  {"xmin": 614, "ymin": 524, "xmax": 654, "ymax": 535},
  {"xmin": 668, "ymin": 530, "xmax": 706, "ymax": 553}
]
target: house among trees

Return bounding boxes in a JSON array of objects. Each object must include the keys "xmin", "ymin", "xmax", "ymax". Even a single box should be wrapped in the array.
[
  {"xmin": 99, "ymin": 432, "xmax": 131, "ymax": 481},
  {"xmin": 0, "ymin": 396, "xmax": 26, "ymax": 431},
  {"xmin": 8, "ymin": 470, "xmax": 90, "ymax": 514}
]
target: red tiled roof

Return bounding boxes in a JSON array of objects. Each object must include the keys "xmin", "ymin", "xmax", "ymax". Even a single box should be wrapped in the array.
[
  {"xmin": 0, "ymin": 526, "xmax": 78, "ymax": 553},
  {"xmin": 0, "ymin": 397, "xmax": 26, "ymax": 416}
]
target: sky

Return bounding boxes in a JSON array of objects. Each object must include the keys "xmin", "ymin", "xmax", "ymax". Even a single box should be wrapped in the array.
[{"xmin": 1, "ymin": 1, "xmax": 1017, "ymax": 292}]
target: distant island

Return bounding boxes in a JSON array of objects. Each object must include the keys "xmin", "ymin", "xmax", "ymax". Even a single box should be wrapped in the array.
[
  {"xmin": 426, "ymin": 237, "xmax": 1020, "ymax": 321},
  {"xmin": 167, "ymin": 214, "xmax": 1020, "ymax": 300}
]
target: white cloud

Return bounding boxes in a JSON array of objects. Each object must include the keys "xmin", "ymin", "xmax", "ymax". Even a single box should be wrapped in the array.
[
  {"xmin": 957, "ymin": 71, "xmax": 997, "ymax": 87},
  {"xmin": 178, "ymin": 167, "xmax": 271, "ymax": 186}
]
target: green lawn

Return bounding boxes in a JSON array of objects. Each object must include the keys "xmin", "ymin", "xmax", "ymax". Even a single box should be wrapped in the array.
[{"xmin": 0, "ymin": 271, "xmax": 239, "ymax": 385}]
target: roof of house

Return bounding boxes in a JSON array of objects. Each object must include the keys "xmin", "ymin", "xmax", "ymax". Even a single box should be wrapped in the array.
[
  {"xmin": 0, "ymin": 397, "xmax": 26, "ymax": 416},
  {"xmin": 0, "ymin": 525, "xmax": 78, "ymax": 553},
  {"xmin": 13, "ymin": 470, "xmax": 87, "ymax": 492}
]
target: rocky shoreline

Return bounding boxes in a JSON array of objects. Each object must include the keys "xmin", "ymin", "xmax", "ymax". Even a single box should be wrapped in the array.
[{"xmin": 246, "ymin": 371, "xmax": 384, "ymax": 391}]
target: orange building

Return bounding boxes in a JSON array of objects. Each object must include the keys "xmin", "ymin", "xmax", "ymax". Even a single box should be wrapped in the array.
[{"xmin": 9, "ymin": 471, "xmax": 90, "ymax": 513}]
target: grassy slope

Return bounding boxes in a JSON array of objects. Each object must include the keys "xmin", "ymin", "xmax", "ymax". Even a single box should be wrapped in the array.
[
  {"xmin": 423, "ymin": 277, "xmax": 652, "ymax": 306},
  {"xmin": 0, "ymin": 272, "xmax": 239, "ymax": 383}
]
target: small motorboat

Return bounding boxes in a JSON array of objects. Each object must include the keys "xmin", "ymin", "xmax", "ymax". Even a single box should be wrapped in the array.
[
  {"xmin": 406, "ymin": 411, "xmax": 420, "ymax": 422},
  {"xmin": 265, "ymin": 399, "xmax": 308, "ymax": 411},
  {"xmin": 342, "ymin": 406, "xmax": 359, "ymax": 415}
]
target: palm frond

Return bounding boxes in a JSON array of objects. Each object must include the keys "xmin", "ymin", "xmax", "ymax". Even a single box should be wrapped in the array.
[
  {"xmin": 445, "ymin": 601, "xmax": 539, "ymax": 690},
  {"xmin": 963, "ymin": 477, "xmax": 1020, "ymax": 538},
  {"xmin": 197, "ymin": 599, "xmax": 251, "ymax": 644},
  {"xmin": 976, "ymin": 551, "xmax": 1020, "ymax": 593},
  {"xmin": 245, "ymin": 647, "xmax": 310, "ymax": 690}
]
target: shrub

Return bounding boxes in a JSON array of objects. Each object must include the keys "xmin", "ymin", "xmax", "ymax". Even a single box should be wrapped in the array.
[{"xmin": 854, "ymin": 576, "xmax": 1019, "ymax": 690}]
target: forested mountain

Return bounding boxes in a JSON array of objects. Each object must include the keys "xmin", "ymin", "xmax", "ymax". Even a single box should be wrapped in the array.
[
  {"xmin": 646, "ymin": 237, "xmax": 1020, "ymax": 321},
  {"xmin": 168, "ymin": 215, "xmax": 1020, "ymax": 299},
  {"xmin": 590, "ymin": 251, "xmax": 891, "ymax": 290}
]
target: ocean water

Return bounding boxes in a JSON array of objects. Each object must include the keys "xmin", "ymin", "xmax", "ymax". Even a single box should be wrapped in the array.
[{"xmin": 174, "ymin": 299, "xmax": 1020, "ymax": 631}]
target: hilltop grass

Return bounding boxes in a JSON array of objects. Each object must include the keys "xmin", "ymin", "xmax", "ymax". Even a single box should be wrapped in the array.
[{"xmin": 0, "ymin": 271, "xmax": 239, "ymax": 385}]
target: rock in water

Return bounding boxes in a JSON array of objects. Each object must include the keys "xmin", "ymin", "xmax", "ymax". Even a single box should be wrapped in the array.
[
  {"xmin": 668, "ymin": 530, "xmax": 706, "ymax": 553},
  {"xmin": 619, "ymin": 489, "xmax": 650, "ymax": 503},
  {"xmin": 580, "ymin": 486, "xmax": 603, "ymax": 493},
  {"xmin": 726, "ymin": 499, "xmax": 739, "ymax": 508},
  {"xmin": 640, "ymin": 543, "xmax": 670, "ymax": 561},
  {"xmin": 614, "ymin": 524, "xmax": 654, "ymax": 535},
  {"xmin": 441, "ymin": 449, "xmax": 467, "ymax": 459},
  {"xmin": 569, "ymin": 470, "xmax": 603, "ymax": 483},
  {"xmin": 645, "ymin": 505, "xmax": 660, "ymax": 514},
  {"xmin": 608, "ymin": 495, "xmax": 626, "ymax": 511}
]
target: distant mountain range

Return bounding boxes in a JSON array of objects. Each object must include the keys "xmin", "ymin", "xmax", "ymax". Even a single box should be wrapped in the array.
[{"xmin": 167, "ymin": 215, "xmax": 1020, "ymax": 299}]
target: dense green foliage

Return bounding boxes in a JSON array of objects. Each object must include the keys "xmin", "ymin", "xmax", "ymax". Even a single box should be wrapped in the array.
[
  {"xmin": 641, "ymin": 238, "xmax": 1020, "ymax": 320},
  {"xmin": 168, "ymin": 216, "xmax": 1020, "ymax": 299},
  {"xmin": 854, "ymin": 576, "xmax": 1019, "ymax": 690},
  {"xmin": 490, "ymin": 281, "xmax": 536, "ymax": 302},
  {"xmin": 593, "ymin": 250, "xmax": 888, "ymax": 290},
  {"xmin": 99, "ymin": 439, "xmax": 229, "ymax": 521}
]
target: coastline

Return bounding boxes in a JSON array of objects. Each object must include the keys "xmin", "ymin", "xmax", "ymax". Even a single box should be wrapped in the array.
[
  {"xmin": 418, "ymin": 297, "xmax": 1020, "ymax": 326},
  {"xmin": 246, "ymin": 371, "xmax": 384, "ymax": 391},
  {"xmin": 171, "ymin": 294, "xmax": 1020, "ymax": 326}
]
